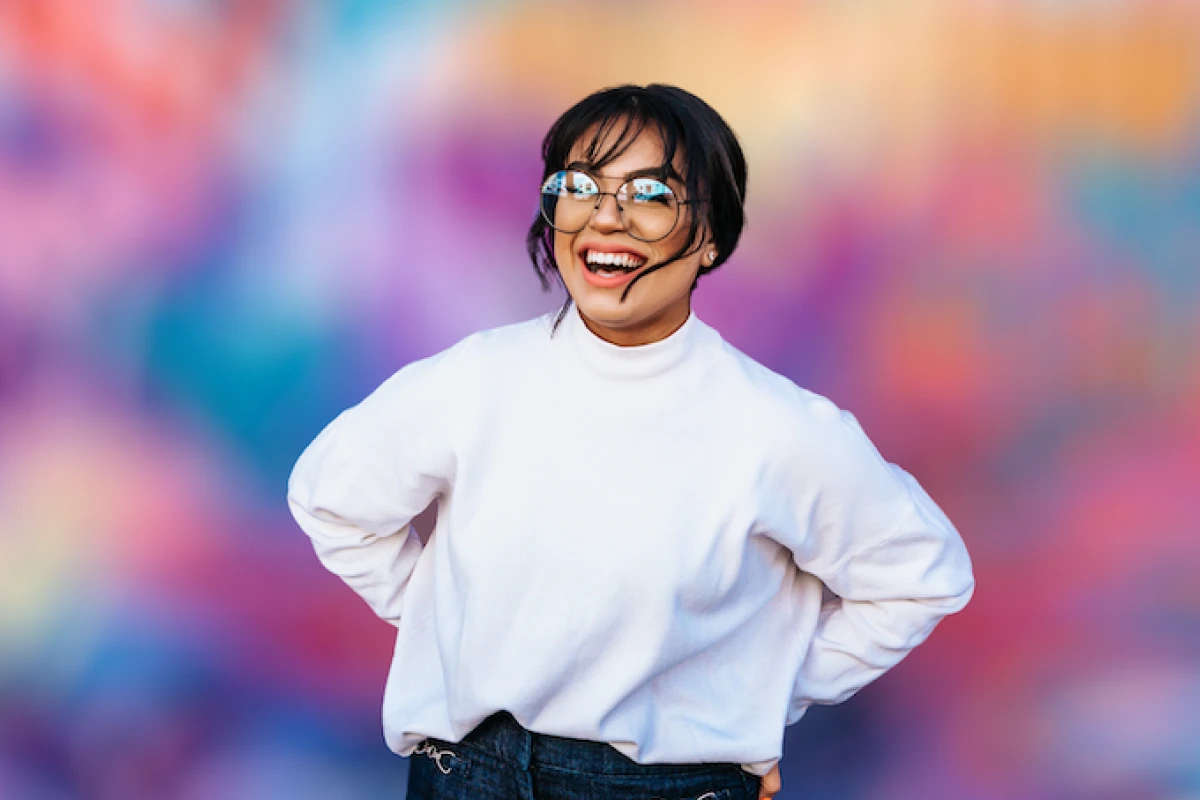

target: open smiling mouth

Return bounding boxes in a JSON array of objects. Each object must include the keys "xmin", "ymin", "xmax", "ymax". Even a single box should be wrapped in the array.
[{"xmin": 583, "ymin": 250, "xmax": 646, "ymax": 276}]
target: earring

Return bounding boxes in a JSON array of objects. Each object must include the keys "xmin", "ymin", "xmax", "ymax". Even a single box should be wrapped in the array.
[{"xmin": 707, "ymin": 251, "xmax": 717, "ymax": 262}]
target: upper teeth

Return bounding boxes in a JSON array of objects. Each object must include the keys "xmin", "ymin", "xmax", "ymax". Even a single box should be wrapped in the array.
[{"xmin": 585, "ymin": 250, "xmax": 644, "ymax": 269}]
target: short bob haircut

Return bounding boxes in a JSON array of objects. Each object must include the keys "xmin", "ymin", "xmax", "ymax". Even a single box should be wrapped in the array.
[{"xmin": 526, "ymin": 84, "xmax": 748, "ymax": 331}]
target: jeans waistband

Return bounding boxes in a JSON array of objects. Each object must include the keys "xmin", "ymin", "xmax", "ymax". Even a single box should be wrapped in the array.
[{"xmin": 451, "ymin": 710, "xmax": 743, "ymax": 778}]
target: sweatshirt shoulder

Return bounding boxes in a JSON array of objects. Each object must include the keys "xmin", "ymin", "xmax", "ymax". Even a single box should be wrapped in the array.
[
  {"xmin": 708, "ymin": 337, "xmax": 884, "ymax": 480},
  {"xmin": 411, "ymin": 311, "xmax": 554, "ymax": 373},
  {"xmin": 709, "ymin": 336, "xmax": 846, "ymax": 427},
  {"xmin": 462, "ymin": 310, "xmax": 556, "ymax": 352},
  {"xmin": 364, "ymin": 311, "xmax": 552, "ymax": 419}
]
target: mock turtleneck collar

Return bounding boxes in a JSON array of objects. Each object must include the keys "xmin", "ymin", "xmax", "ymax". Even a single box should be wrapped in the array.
[{"xmin": 556, "ymin": 301, "xmax": 705, "ymax": 382}]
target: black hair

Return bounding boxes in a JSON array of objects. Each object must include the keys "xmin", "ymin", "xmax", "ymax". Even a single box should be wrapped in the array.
[{"xmin": 525, "ymin": 84, "xmax": 748, "ymax": 332}]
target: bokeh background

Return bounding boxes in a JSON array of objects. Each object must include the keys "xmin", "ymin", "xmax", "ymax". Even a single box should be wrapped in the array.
[{"xmin": 2, "ymin": 1, "xmax": 1198, "ymax": 798}]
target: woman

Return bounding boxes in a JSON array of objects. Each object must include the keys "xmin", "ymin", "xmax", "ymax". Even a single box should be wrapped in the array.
[{"xmin": 288, "ymin": 84, "xmax": 975, "ymax": 800}]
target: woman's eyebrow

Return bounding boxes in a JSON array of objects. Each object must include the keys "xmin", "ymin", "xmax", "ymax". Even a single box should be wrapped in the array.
[{"xmin": 565, "ymin": 161, "xmax": 681, "ymax": 181}]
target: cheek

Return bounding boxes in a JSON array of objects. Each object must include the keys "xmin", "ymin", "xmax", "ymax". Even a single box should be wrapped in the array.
[
  {"xmin": 554, "ymin": 232, "xmax": 575, "ymax": 265},
  {"xmin": 654, "ymin": 230, "xmax": 697, "ymax": 271}
]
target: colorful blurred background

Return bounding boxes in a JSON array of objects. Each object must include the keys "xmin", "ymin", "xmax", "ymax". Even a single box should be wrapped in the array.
[{"xmin": 2, "ymin": 1, "xmax": 1198, "ymax": 798}]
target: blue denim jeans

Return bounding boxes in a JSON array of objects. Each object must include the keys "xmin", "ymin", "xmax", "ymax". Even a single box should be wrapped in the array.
[{"xmin": 406, "ymin": 710, "xmax": 764, "ymax": 800}]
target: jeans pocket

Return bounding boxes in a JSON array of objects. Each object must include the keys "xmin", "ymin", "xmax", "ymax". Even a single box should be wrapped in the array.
[
  {"xmin": 646, "ymin": 789, "xmax": 739, "ymax": 800},
  {"xmin": 634, "ymin": 771, "xmax": 749, "ymax": 800}
]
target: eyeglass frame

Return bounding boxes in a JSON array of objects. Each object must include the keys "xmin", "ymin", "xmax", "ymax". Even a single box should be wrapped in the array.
[{"xmin": 537, "ymin": 167, "xmax": 700, "ymax": 243}]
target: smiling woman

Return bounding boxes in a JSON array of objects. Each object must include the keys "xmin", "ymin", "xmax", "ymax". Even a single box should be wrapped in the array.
[{"xmin": 287, "ymin": 83, "xmax": 974, "ymax": 800}]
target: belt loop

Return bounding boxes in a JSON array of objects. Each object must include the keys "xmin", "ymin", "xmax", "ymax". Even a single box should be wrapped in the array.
[
  {"xmin": 515, "ymin": 712, "xmax": 533, "ymax": 770},
  {"xmin": 489, "ymin": 710, "xmax": 534, "ymax": 771}
]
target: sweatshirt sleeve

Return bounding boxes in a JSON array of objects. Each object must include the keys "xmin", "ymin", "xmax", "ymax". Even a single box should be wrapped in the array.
[
  {"xmin": 286, "ymin": 344, "xmax": 463, "ymax": 626},
  {"xmin": 767, "ymin": 395, "xmax": 975, "ymax": 724}
]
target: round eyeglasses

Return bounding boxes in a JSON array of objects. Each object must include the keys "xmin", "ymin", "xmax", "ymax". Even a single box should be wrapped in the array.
[{"xmin": 538, "ymin": 170, "xmax": 693, "ymax": 243}]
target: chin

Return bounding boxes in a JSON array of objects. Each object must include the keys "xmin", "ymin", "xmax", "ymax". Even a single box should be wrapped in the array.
[{"xmin": 575, "ymin": 298, "xmax": 628, "ymax": 324}]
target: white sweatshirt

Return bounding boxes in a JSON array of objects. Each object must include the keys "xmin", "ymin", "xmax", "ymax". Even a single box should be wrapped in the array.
[{"xmin": 286, "ymin": 301, "xmax": 975, "ymax": 778}]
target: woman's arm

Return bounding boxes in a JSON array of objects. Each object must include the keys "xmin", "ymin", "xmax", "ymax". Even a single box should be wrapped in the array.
[
  {"xmin": 767, "ymin": 397, "xmax": 975, "ymax": 722},
  {"xmin": 287, "ymin": 347, "xmax": 462, "ymax": 626}
]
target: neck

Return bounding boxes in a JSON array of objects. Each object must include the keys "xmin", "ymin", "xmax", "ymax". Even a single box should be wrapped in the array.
[
  {"xmin": 576, "ymin": 303, "xmax": 692, "ymax": 347},
  {"xmin": 553, "ymin": 300, "xmax": 708, "ymax": 382}
]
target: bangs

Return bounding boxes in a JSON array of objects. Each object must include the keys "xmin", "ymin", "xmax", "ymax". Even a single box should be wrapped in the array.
[{"xmin": 545, "ymin": 97, "xmax": 686, "ymax": 184}]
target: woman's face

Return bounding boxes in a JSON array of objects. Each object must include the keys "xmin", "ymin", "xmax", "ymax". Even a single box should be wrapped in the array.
[{"xmin": 552, "ymin": 124, "xmax": 714, "ymax": 347}]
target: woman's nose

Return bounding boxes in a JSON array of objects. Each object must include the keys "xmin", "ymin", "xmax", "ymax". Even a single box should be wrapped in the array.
[{"xmin": 589, "ymin": 193, "xmax": 625, "ymax": 231}]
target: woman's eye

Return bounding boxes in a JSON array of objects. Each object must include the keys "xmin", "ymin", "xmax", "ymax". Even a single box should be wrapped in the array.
[
  {"xmin": 565, "ymin": 172, "xmax": 598, "ymax": 196},
  {"xmin": 629, "ymin": 179, "xmax": 673, "ymax": 204}
]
